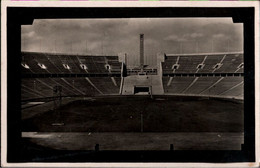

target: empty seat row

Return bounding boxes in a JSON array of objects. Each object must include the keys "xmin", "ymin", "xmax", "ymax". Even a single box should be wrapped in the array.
[
  {"xmin": 163, "ymin": 76, "xmax": 243, "ymax": 98},
  {"xmin": 162, "ymin": 53, "xmax": 244, "ymax": 73},
  {"xmin": 21, "ymin": 77, "xmax": 121, "ymax": 101},
  {"xmin": 21, "ymin": 52, "xmax": 122, "ymax": 74}
]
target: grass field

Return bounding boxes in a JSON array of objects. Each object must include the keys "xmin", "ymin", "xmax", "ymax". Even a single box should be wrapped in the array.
[{"xmin": 22, "ymin": 95, "xmax": 244, "ymax": 132}]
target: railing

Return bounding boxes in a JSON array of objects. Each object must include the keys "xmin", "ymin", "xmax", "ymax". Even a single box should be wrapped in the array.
[
  {"xmin": 127, "ymin": 69, "xmax": 157, "ymax": 75},
  {"xmin": 163, "ymin": 73, "xmax": 244, "ymax": 77},
  {"xmin": 22, "ymin": 73, "xmax": 122, "ymax": 78}
]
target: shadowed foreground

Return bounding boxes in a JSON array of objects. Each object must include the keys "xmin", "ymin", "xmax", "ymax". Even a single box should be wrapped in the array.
[{"xmin": 22, "ymin": 132, "xmax": 243, "ymax": 151}]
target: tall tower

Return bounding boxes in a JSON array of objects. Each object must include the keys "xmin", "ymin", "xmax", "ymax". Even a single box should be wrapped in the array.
[{"xmin": 140, "ymin": 34, "xmax": 144, "ymax": 70}]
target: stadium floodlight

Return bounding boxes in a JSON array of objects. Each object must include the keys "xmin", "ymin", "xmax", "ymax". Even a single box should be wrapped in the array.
[
  {"xmin": 37, "ymin": 63, "xmax": 47, "ymax": 69},
  {"xmin": 21, "ymin": 63, "xmax": 30, "ymax": 69},
  {"xmin": 63, "ymin": 64, "xmax": 70, "ymax": 70},
  {"xmin": 80, "ymin": 64, "xmax": 88, "ymax": 70}
]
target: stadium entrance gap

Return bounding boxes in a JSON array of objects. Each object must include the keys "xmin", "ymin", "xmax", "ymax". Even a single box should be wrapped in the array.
[{"xmin": 134, "ymin": 86, "xmax": 151, "ymax": 95}]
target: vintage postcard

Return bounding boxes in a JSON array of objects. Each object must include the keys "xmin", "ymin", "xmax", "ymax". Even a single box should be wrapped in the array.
[{"xmin": 1, "ymin": 1, "xmax": 259, "ymax": 167}]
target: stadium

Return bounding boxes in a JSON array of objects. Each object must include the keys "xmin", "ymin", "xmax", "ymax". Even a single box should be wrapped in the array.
[
  {"xmin": 21, "ymin": 33, "xmax": 244, "ymax": 155},
  {"xmin": 9, "ymin": 11, "xmax": 253, "ymax": 162}
]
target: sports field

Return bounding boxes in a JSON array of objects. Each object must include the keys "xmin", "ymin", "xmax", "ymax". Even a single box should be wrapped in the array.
[{"xmin": 22, "ymin": 96, "xmax": 243, "ymax": 132}]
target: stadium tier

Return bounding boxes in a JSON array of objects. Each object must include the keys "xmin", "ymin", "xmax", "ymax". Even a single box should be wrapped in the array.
[
  {"xmin": 163, "ymin": 77, "xmax": 197, "ymax": 94},
  {"xmin": 21, "ymin": 77, "xmax": 121, "ymax": 100},
  {"xmin": 163, "ymin": 76, "xmax": 243, "ymax": 98},
  {"xmin": 161, "ymin": 52, "xmax": 244, "ymax": 99},
  {"xmin": 90, "ymin": 77, "xmax": 121, "ymax": 94},
  {"xmin": 21, "ymin": 52, "xmax": 123, "ymax": 100},
  {"xmin": 21, "ymin": 51, "xmax": 244, "ymax": 101},
  {"xmin": 162, "ymin": 53, "xmax": 244, "ymax": 74},
  {"xmin": 21, "ymin": 52, "xmax": 122, "ymax": 74}
]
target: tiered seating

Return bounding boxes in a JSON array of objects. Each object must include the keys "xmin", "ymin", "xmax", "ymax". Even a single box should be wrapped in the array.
[
  {"xmin": 162, "ymin": 53, "xmax": 243, "ymax": 74},
  {"xmin": 220, "ymin": 82, "xmax": 244, "ymax": 97},
  {"xmin": 22, "ymin": 78, "xmax": 78, "ymax": 98},
  {"xmin": 21, "ymin": 53, "xmax": 48, "ymax": 74},
  {"xmin": 21, "ymin": 88, "xmax": 39, "ymax": 100},
  {"xmin": 161, "ymin": 53, "xmax": 244, "ymax": 98},
  {"xmin": 199, "ymin": 55, "xmax": 223, "ymax": 73},
  {"xmin": 50, "ymin": 78, "xmax": 84, "ymax": 96},
  {"xmin": 21, "ymin": 77, "xmax": 120, "ymax": 100},
  {"xmin": 55, "ymin": 55, "xmax": 82, "ymax": 73},
  {"xmin": 21, "ymin": 52, "xmax": 123, "ymax": 100},
  {"xmin": 47, "ymin": 55, "xmax": 72, "ymax": 74},
  {"xmin": 77, "ymin": 56, "xmax": 122, "ymax": 74},
  {"xmin": 31, "ymin": 53, "xmax": 62, "ymax": 74},
  {"xmin": 108, "ymin": 57, "xmax": 122, "ymax": 73},
  {"xmin": 214, "ymin": 54, "xmax": 244, "ymax": 73},
  {"xmin": 89, "ymin": 77, "xmax": 121, "ymax": 94},
  {"xmin": 77, "ymin": 56, "xmax": 108, "ymax": 73},
  {"xmin": 175, "ymin": 56, "xmax": 205, "ymax": 73},
  {"xmin": 77, "ymin": 56, "xmax": 95, "ymax": 73},
  {"xmin": 163, "ymin": 77, "xmax": 196, "ymax": 94},
  {"xmin": 68, "ymin": 56, "xmax": 87, "ymax": 73},
  {"xmin": 235, "ymin": 68, "xmax": 244, "ymax": 73},
  {"xmin": 93, "ymin": 57, "xmax": 107, "ymax": 73},
  {"xmin": 21, "ymin": 52, "xmax": 122, "ymax": 74},
  {"xmin": 163, "ymin": 76, "xmax": 243, "ymax": 98},
  {"xmin": 22, "ymin": 78, "xmax": 53, "ymax": 99},
  {"xmin": 38, "ymin": 78, "xmax": 74, "ymax": 96},
  {"xmin": 161, "ymin": 56, "xmax": 178, "ymax": 74},
  {"xmin": 64, "ymin": 78, "xmax": 99, "ymax": 96},
  {"xmin": 184, "ymin": 77, "xmax": 221, "ymax": 94},
  {"xmin": 202, "ymin": 76, "xmax": 243, "ymax": 95}
]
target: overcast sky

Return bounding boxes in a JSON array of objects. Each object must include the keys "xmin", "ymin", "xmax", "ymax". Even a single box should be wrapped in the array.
[{"xmin": 22, "ymin": 18, "xmax": 243, "ymax": 67}]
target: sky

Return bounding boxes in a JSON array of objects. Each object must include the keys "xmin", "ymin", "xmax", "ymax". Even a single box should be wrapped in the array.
[{"xmin": 22, "ymin": 18, "xmax": 243, "ymax": 67}]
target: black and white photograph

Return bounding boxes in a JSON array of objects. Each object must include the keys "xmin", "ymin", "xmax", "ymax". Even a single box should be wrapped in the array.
[
  {"xmin": 21, "ymin": 17, "xmax": 244, "ymax": 149},
  {"xmin": 1, "ymin": 2, "xmax": 259, "ymax": 167}
]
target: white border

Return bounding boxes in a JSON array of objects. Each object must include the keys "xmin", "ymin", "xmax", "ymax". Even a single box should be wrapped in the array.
[{"xmin": 1, "ymin": 1, "xmax": 259, "ymax": 167}]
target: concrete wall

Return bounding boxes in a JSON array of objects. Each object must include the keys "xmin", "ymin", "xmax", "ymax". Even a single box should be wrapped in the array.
[
  {"xmin": 118, "ymin": 53, "xmax": 127, "ymax": 64},
  {"xmin": 157, "ymin": 53, "xmax": 165, "ymax": 75},
  {"xmin": 122, "ymin": 75, "xmax": 164, "ymax": 95}
]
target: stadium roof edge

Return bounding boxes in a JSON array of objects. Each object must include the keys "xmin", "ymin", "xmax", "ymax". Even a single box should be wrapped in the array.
[
  {"xmin": 166, "ymin": 51, "xmax": 243, "ymax": 57},
  {"xmin": 21, "ymin": 51, "xmax": 118, "ymax": 57}
]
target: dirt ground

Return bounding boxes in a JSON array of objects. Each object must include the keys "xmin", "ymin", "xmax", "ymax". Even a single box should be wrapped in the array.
[{"xmin": 22, "ymin": 132, "xmax": 243, "ymax": 151}]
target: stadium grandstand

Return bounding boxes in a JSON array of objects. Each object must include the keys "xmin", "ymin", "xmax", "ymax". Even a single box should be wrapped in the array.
[
  {"xmin": 21, "ymin": 34, "xmax": 244, "ymax": 155},
  {"xmin": 21, "ymin": 51, "xmax": 243, "ymax": 101},
  {"xmin": 21, "ymin": 52, "xmax": 123, "ymax": 100},
  {"xmin": 161, "ymin": 52, "xmax": 243, "ymax": 99}
]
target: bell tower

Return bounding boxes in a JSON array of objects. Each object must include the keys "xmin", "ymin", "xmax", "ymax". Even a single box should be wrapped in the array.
[{"xmin": 140, "ymin": 34, "xmax": 144, "ymax": 71}]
